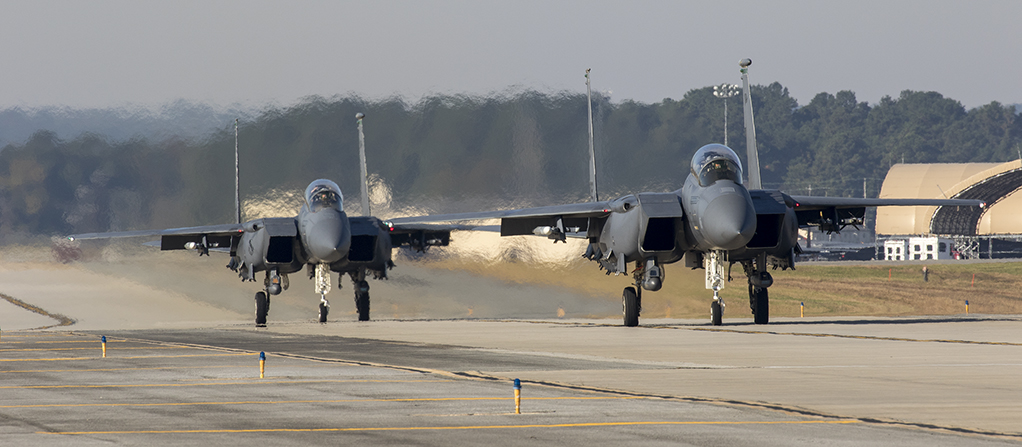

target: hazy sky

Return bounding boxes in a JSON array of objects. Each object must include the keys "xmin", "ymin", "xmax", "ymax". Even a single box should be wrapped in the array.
[{"xmin": 1, "ymin": 0, "xmax": 1019, "ymax": 110}]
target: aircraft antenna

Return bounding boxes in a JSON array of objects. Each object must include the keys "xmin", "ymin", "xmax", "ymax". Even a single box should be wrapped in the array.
[
  {"xmin": 739, "ymin": 59, "xmax": 763, "ymax": 190},
  {"xmin": 356, "ymin": 112, "xmax": 371, "ymax": 216},
  {"xmin": 585, "ymin": 69, "xmax": 599, "ymax": 202},
  {"xmin": 234, "ymin": 118, "xmax": 241, "ymax": 224}
]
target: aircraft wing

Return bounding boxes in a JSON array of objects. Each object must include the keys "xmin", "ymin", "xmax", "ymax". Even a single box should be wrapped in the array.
[
  {"xmin": 388, "ymin": 201, "xmax": 617, "ymax": 224},
  {"xmin": 789, "ymin": 196, "xmax": 985, "ymax": 210},
  {"xmin": 787, "ymin": 195, "xmax": 985, "ymax": 230},
  {"xmin": 68, "ymin": 223, "xmax": 246, "ymax": 252},
  {"xmin": 389, "ymin": 200, "xmax": 618, "ymax": 238}
]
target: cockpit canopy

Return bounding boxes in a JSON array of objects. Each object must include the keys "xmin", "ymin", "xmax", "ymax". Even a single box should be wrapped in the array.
[
  {"xmin": 305, "ymin": 179, "xmax": 343, "ymax": 212},
  {"xmin": 691, "ymin": 144, "xmax": 744, "ymax": 187}
]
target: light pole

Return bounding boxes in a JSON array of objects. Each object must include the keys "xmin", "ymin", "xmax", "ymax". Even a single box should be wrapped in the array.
[{"xmin": 712, "ymin": 83, "xmax": 741, "ymax": 146}]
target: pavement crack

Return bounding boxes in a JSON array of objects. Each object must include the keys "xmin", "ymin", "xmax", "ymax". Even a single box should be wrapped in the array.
[{"xmin": 0, "ymin": 292, "xmax": 75, "ymax": 329}]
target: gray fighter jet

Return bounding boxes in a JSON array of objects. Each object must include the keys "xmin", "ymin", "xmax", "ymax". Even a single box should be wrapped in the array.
[
  {"xmin": 69, "ymin": 178, "xmax": 461, "ymax": 325},
  {"xmin": 390, "ymin": 60, "xmax": 985, "ymax": 326},
  {"xmin": 69, "ymin": 116, "xmax": 462, "ymax": 326}
]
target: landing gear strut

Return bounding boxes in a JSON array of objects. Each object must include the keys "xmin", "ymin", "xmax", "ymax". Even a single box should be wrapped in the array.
[
  {"xmin": 314, "ymin": 263, "xmax": 331, "ymax": 323},
  {"xmin": 706, "ymin": 250, "xmax": 727, "ymax": 326}
]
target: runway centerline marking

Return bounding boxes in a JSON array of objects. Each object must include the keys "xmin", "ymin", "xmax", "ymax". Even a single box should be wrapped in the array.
[
  {"xmin": 0, "ymin": 353, "xmax": 253, "ymax": 362},
  {"xmin": 41, "ymin": 419, "xmax": 859, "ymax": 435},
  {"xmin": 686, "ymin": 327, "xmax": 1022, "ymax": 346},
  {"xmin": 2, "ymin": 396, "xmax": 647, "ymax": 409},
  {"xmin": 0, "ymin": 346, "xmax": 185, "ymax": 352},
  {"xmin": 1, "ymin": 379, "xmax": 453, "ymax": 390},
  {"xmin": 0, "ymin": 364, "xmax": 337, "ymax": 374}
]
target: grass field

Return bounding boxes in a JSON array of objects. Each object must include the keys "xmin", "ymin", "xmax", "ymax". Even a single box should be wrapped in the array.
[{"xmin": 414, "ymin": 255, "xmax": 1022, "ymax": 319}]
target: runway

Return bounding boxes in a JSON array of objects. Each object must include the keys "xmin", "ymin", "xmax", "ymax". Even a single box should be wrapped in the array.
[
  {"xmin": 3, "ymin": 318, "xmax": 1022, "ymax": 446},
  {"xmin": 2, "ymin": 254, "xmax": 1022, "ymax": 445}
]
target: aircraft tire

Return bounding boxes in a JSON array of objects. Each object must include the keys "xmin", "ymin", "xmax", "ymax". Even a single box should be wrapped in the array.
[
  {"xmin": 622, "ymin": 287, "xmax": 639, "ymax": 327},
  {"xmin": 710, "ymin": 300, "xmax": 723, "ymax": 326},
  {"xmin": 319, "ymin": 302, "xmax": 329, "ymax": 323},
  {"xmin": 255, "ymin": 292, "xmax": 268, "ymax": 327},
  {"xmin": 356, "ymin": 292, "xmax": 370, "ymax": 322},
  {"xmin": 753, "ymin": 287, "xmax": 769, "ymax": 325}
]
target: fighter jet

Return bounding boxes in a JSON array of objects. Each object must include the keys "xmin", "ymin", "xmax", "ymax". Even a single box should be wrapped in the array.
[
  {"xmin": 389, "ymin": 60, "xmax": 986, "ymax": 326},
  {"xmin": 68, "ymin": 116, "xmax": 462, "ymax": 326}
]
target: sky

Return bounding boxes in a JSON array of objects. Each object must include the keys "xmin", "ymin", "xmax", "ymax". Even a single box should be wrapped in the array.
[{"xmin": 1, "ymin": 0, "xmax": 1019, "ymax": 111}]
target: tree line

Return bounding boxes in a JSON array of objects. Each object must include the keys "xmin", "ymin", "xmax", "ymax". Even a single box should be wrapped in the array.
[{"xmin": 0, "ymin": 85, "xmax": 1019, "ymax": 240}]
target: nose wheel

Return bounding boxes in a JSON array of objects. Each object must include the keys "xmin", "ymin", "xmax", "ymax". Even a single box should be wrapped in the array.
[
  {"xmin": 318, "ymin": 295, "xmax": 330, "ymax": 323},
  {"xmin": 710, "ymin": 289, "xmax": 724, "ymax": 326}
]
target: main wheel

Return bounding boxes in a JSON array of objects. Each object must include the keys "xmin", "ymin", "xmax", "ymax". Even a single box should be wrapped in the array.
[
  {"xmin": 255, "ymin": 292, "xmax": 268, "ymax": 326},
  {"xmin": 752, "ymin": 287, "xmax": 769, "ymax": 325},
  {"xmin": 355, "ymin": 292, "xmax": 370, "ymax": 321},
  {"xmin": 710, "ymin": 300, "xmax": 723, "ymax": 326},
  {"xmin": 622, "ymin": 287, "xmax": 639, "ymax": 327},
  {"xmin": 318, "ymin": 302, "xmax": 329, "ymax": 323}
]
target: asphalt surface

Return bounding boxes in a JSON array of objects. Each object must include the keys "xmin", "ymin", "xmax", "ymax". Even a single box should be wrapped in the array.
[
  {"xmin": 3, "ymin": 321, "xmax": 1022, "ymax": 446},
  {"xmin": 3, "ymin": 252, "xmax": 1022, "ymax": 445}
]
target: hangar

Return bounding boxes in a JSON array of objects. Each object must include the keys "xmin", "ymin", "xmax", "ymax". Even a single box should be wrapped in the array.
[{"xmin": 875, "ymin": 160, "xmax": 1022, "ymax": 259}]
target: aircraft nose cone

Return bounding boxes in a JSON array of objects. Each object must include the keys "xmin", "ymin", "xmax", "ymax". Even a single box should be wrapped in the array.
[
  {"xmin": 306, "ymin": 211, "xmax": 350, "ymax": 263},
  {"xmin": 702, "ymin": 192, "xmax": 756, "ymax": 250}
]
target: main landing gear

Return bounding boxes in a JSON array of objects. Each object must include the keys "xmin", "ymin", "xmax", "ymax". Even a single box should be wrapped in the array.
[
  {"xmin": 350, "ymin": 269, "xmax": 371, "ymax": 322},
  {"xmin": 622, "ymin": 287, "xmax": 639, "ymax": 327},
  {"xmin": 743, "ymin": 253, "xmax": 773, "ymax": 325},
  {"xmin": 621, "ymin": 259, "xmax": 663, "ymax": 327},
  {"xmin": 255, "ymin": 269, "xmax": 288, "ymax": 327}
]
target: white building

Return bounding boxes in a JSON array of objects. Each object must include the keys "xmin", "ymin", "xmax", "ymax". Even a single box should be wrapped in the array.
[
  {"xmin": 884, "ymin": 239, "xmax": 908, "ymax": 260},
  {"xmin": 884, "ymin": 237, "xmax": 954, "ymax": 261}
]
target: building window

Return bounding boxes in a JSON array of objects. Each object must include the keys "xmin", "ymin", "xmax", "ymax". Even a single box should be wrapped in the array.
[
  {"xmin": 914, "ymin": 254, "xmax": 921, "ymax": 260},
  {"xmin": 927, "ymin": 254, "xmax": 933, "ymax": 259},
  {"xmin": 939, "ymin": 242, "xmax": 947, "ymax": 252},
  {"xmin": 888, "ymin": 247, "xmax": 893, "ymax": 254},
  {"xmin": 914, "ymin": 245, "xmax": 921, "ymax": 251},
  {"xmin": 927, "ymin": 244, "xmax": 933, "ymax": 251}
]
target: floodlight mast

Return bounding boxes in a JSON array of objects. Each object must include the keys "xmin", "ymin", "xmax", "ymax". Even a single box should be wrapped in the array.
[
  {"xmin": 739, "ymin": 58, "xmax": 762, "ymax": 190},
  {"xmin": 712, "ymin": 83, "xmax": 741, "ymax": 146},
  {"xmin": 585, "ymin": 68, "xmax": 599, "ymax": 202},
  {"xmin": 356, "ymin": 112, "xmax": 370, "ymax": 216},
  {"xmin": 235, "ymin": 118, "xmax": 241, "ymax": 224}
]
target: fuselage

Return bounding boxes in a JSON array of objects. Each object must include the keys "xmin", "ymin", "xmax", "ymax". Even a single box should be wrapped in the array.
[
  {"xmin": 298, "ymin": 179, "xmax": 351, "ymax": 264},
  {"xmin": 592, "ymin": 144, "xmax": 797, "ymax": 273}
]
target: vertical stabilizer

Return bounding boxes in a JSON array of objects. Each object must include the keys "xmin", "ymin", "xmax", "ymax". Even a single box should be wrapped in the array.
[
  {"xmin": 740, "ymin": 59, "xmax": 763, "ymax": 190},
  {"xmin": 356, "ymin": 112, "xmax": 371, "ymax": 216},
  {"xmin": 585, "ymin": 69, "xmax": 599, "ymax": 202},
  {"xmin": 234, "ymin": 118, "xmax": 241, "ymax": 224}
]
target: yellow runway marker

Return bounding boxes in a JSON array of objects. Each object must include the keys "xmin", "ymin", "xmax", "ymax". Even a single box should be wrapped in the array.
[
  {"xmin": 1, "ymin": 379, "xmax": 453, "ymax": 390},
  {"xmin": 2, "ymin": 396, "xmax": 648, "ymax": 409},
  {"xmin": 41, "ymin": 420, "xmax": 859, "ymax": 435}
]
